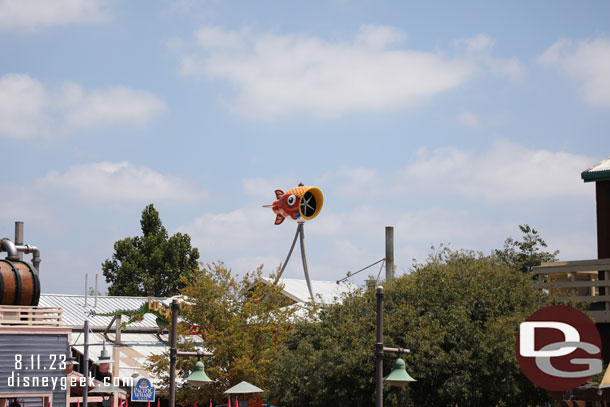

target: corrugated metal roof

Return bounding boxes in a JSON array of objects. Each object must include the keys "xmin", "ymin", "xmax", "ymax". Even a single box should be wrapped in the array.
[
  {"xmin": 259, "ymin": 278, "xmax": 358, "ymax": 304},
  {"xmin": 581, "ymin": 157, "xmax": 610, "ymax": 182},
  {"xmin": 39, "ymin": 294, "xmax": 166, "ymax": 329}
]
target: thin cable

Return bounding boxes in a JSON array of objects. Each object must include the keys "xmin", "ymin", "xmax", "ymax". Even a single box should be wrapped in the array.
[
  {"xmin": 375, "ymin": 259, "xmax": 386, "ymax": 282},
  {"xmin": 336, "ymin": 258, "xmax": 386, "ymax": 284}
]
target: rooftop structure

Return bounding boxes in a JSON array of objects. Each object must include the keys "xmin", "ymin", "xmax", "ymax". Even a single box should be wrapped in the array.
[
  {"xmin": 581, "ymin": 157, "xmax": 610, "ymax": 182},
  {"xmin": 257, "ymin": 277, "xmax": 358, "ymax": 305}
]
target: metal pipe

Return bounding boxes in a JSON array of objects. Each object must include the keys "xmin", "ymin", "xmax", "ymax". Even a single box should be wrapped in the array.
[
  {"xmin": 376, "ymin": 286, "xmax": 384, "ymax": 407},
  {"xmin": 16, "ymin": 244, "xmax": 40, "ymax": 273},
  {"xmin": 0, "ymin": 238, "xmax": 19, "ymax": 260},
  {"xmin": 298, "ymin": 223, "xmax": 316, "ymax": 303},
  {"xmin": 385, "ymin": 227, "xmax": 394, "ymax": 281},
  {"xmin": 169, "ymin": 299, "xmax": 179, "ymax": 407},
  {"xmin": 15, "ymin": 222, "xmax": 23, "ymax": 260},
  {"xmin": 85, "ymin": 274, "xmax": 88, "ymax": 308},
  {"xmin": 275, "ymin": 226, "xmax": 300, "ymax": 283}
]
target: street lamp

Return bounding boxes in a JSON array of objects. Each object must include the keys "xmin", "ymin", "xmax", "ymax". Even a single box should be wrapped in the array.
[
  {"xmin": 186, "ymin": 359, "xmax": 212, "ymax": 386},
  {"xmin": 95, "ymin": 342, "xmax": 115, "ymax": 375},
  {"xmin": 168, "ymin": 299, "xmax": 214, "ymax": 407},
  {"xmin": 375, "ymin": 286, "xmax": 415, "ymax": 407},
  {"xmin": 63, "ymin": 356, "xmax": 79, "ymax": 375},
  {"xmin": 384, "ymin": 357, "xmax": 415, "ymax": 387}
]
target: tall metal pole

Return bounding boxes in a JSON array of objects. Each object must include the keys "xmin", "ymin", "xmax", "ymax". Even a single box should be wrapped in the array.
[
  {"xmin": 84, "ymin": 319, "xmax": 89, "ymax": 407},
  {"xmin": 376, "ymin": 286, "xmax": 384, "ymax": 407},
  {"xmin": 298, "ymin": 223, "xmax": 315, "ymax": 303},
  {"xmin": 169, "ymin": 299, "xmax": 179, "ymax": 407},
  {"xmin": 385, "ymin": 227, "xmax": 394, "ymax": 281}
]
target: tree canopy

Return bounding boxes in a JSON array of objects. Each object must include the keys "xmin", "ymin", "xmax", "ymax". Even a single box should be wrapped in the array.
[
  {"xmin": 102, "ymin": 204, "xmax": 200, "ymax": 296},
  {"xmin": 147, "ymin": 263, "xmax": 297, "ymax": 405},
  {"xmin": 493, "ymin": 224, "xmax": 559, "ymax": 273},
  {"xmin": 268, "ymin": 248, "xmax": 553, "ymax": 407}
]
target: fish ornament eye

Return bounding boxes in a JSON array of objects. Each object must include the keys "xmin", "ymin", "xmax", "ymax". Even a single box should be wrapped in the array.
[{"xmin": 287, "ymin": 195, "xmax": 296, "ymax": 206}]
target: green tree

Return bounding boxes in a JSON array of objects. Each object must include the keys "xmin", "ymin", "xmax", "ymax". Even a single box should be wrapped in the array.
[
  {"xmin": 147, "ymin": 263, "xmax": 297, "ymax": 405},
  {"xmin": 269, "ymin": 248, "xmax": 553, "ymax": 407},
  {"xmin": 493, "ymin": 224, "xmax": 559, "ymax": 273},
  {"xmin": 102, "ymin": 204, "xmax": 200, "ymax": 296}
]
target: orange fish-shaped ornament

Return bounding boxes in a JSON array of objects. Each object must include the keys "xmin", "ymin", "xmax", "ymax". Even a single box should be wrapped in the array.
[{"xmin": 263, "ymin": 185, "xmax": 324, "ymax": 225}]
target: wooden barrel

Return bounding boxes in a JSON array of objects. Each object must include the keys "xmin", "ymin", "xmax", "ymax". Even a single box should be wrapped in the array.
[{"xmin": 0, "ymin": 259, "xmax": 40, "ymax": 306}]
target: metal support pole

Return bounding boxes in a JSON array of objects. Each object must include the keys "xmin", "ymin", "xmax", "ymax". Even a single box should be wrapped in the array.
[
  {"xmin": 169, "ymin": 299, "xmax": 179, "ymax": 407},
  {"xmin": 298, "ymin": 223, "xmax": 315, "ymax": 303},
  {"xmin": 84, "ymin": 319, "xmax": 89, "ymax": 407},
  {"xmin": 95, "ymin": 274, "xmax": 98, "ymax": 309},
  {"xmin": 376, "ymin": 286, "xmax": 384, "ymax": 407},
  {"xmin": 275, "ymin": 226, "xmax": 300, "ymax": 282},
  {"xmin": 385, "ymin": 227, "xmax": 394, "ymax": 281}
]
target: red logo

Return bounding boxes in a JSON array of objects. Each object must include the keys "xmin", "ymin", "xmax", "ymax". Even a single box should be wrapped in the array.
[{"xmin": 516, "ymin": 305, "xmax": 602, "ymax": 391}]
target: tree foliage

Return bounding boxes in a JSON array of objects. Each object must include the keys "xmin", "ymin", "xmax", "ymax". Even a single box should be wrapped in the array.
[
  {"xmin": 147, "ymin": 263, "xmax": 297, "ymax": 405},
  {"xmin": 493, "ymin": 224, "xmax": 559, "ymax": 273},
  {"xmin": 102, "ymin": 204, "xmax": 199, "ymax": 296},
  {"xmin": 269, "ymin": 248, "xmax": 554, "ymax": 407}
]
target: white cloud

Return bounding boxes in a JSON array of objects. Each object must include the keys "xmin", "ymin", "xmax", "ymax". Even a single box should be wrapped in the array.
[
  {"xmin": 0, "ymin": 74, "xmax": 49, "ymax": 138},
  {"xmin": 37, "ymin": 162, "xmax": 205, "ymax": 204},
  {"xmin": 539, "ymin": 36, "xmax": 610, "ymax": 108},
  {"xmin": 0, "ymin": 0, "xmax": 111, "ymax": 31},
  {"xmin": 318, "ymin": 141, "xmax": 593, "ymax": 203},
  {"xmin": 179, "ymin": 26, "xmax": 522, "ymax": 118},
  {"xmin": 62, "ymin": 85, "xmax": 167, "ymax": 129},
  {"xmin": 400, "ymin": 140, "xmax": 594, "ymax": 201},
  {"xmin": 454, "ymin": 33, "xmax": 525, "ymax": 81},
  {"xmin": 457, "ymin": 111, "xmax": 480, "ymax": 128},
  {"xmin": 454, "ymin": 33, "xmax": 496, "ymax": 54},
  {"xmin": 0, "ymin": 74, "xmax": 167, "ymax": 139}
]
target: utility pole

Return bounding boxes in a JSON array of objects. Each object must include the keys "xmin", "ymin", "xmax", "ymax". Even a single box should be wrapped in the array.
[
  {"xmin": 169, "ymin": 300, "xmax": 178, "ymax": 407},
  {"xmin": 84, "ymin": 320, "xmax": 89, "ymax": 407},
  {"xmin": 385, "ymin": 226, "xmax": 394, "ymax": 281}
]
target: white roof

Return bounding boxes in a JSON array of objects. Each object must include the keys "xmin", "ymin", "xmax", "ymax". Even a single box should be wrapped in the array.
[
  {"xmin": 585, "ymin": 157, "xmax": 610, "ymax": 173},
  {"xmin": 259, "ymin": 278, "xmax": 358, "ymax": 304},
  {"xmin": 39, "ymin": 294, "xmax": 166, "ymax": 329}
]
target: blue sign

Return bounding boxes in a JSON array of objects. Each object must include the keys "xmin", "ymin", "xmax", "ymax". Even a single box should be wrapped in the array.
[{"xmin": 131, "ymin": 378, "xmax": 155, "ymax": 402}]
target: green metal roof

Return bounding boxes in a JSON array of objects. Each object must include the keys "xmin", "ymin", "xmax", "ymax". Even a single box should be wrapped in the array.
[
  {"xmin": 224, "ymin": 381, "xmax": 264, "ymax": 394},
  {"xmin": 581, "ymin": 157, "xmax": 610, "ymax": 183}
]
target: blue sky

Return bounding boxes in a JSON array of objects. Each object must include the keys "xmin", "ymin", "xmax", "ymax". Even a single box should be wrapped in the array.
[{"xmin": 1, "ymin": 0, "xmax": 609, "ymax": 294}]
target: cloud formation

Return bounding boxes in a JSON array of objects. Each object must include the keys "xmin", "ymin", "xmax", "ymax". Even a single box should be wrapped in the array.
[
  {"xmin": 0, "ymin": 0, "xmax": 111, "ymax": 31},
  {"xmin": 179, "ymin": 26, "xmax": 523, "ymax": 118},
  {"xmin": 318, "ymin": 141, "xmax": 593, "ymax": 202},
  {"xmin": 176, "ymin": 142, "xmax": 593, "ymax": 281},
  {"xmin": 539, "ymin": 36, "xmax": 610, "ymax": 108},
  {"xmin": 38, "ymin": 162, "xmax": 205, "ymax": 204},
  {"xmin": 0, "ymin": 74, "xmax": 167, "ymax": 139},
  {"xmin": 400, "ymin": 141, "xmax": 593, "ymax": 201}
]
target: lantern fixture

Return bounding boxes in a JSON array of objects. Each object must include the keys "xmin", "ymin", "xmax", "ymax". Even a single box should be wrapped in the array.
[
  {"xmin": 186, "ymin": 359, "xmax": 212, "ymax": 386},
  {"xmin": 384, "ymin": 357, "xmax": 415, "ymax": 387},
  {"xmin": 94, "ymin": 342, "xmax": 115, "ymax": 375},
  {"xmin": 63, "ymin": 356, "xmax": 79, "ymax": 375}
]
